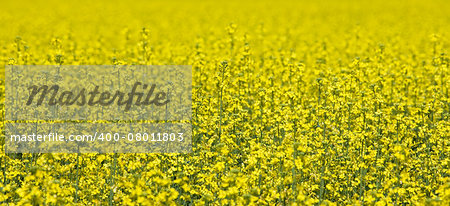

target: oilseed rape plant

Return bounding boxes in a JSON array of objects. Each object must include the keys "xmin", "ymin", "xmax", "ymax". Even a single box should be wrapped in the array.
[{"xmin": 0, "ymin": 0, "xmax": 449, "ymax": 205}]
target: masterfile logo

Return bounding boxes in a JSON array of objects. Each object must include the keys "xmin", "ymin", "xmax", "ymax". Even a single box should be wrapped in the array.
[{"xmin": 26, "ymin": 82, "xmax": 170, "ymax": 111}]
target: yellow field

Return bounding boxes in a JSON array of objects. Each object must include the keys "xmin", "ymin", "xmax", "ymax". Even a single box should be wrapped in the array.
[{"xmin": 0, "ymin": 0, "xmax": 449, "ymax": 205}]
